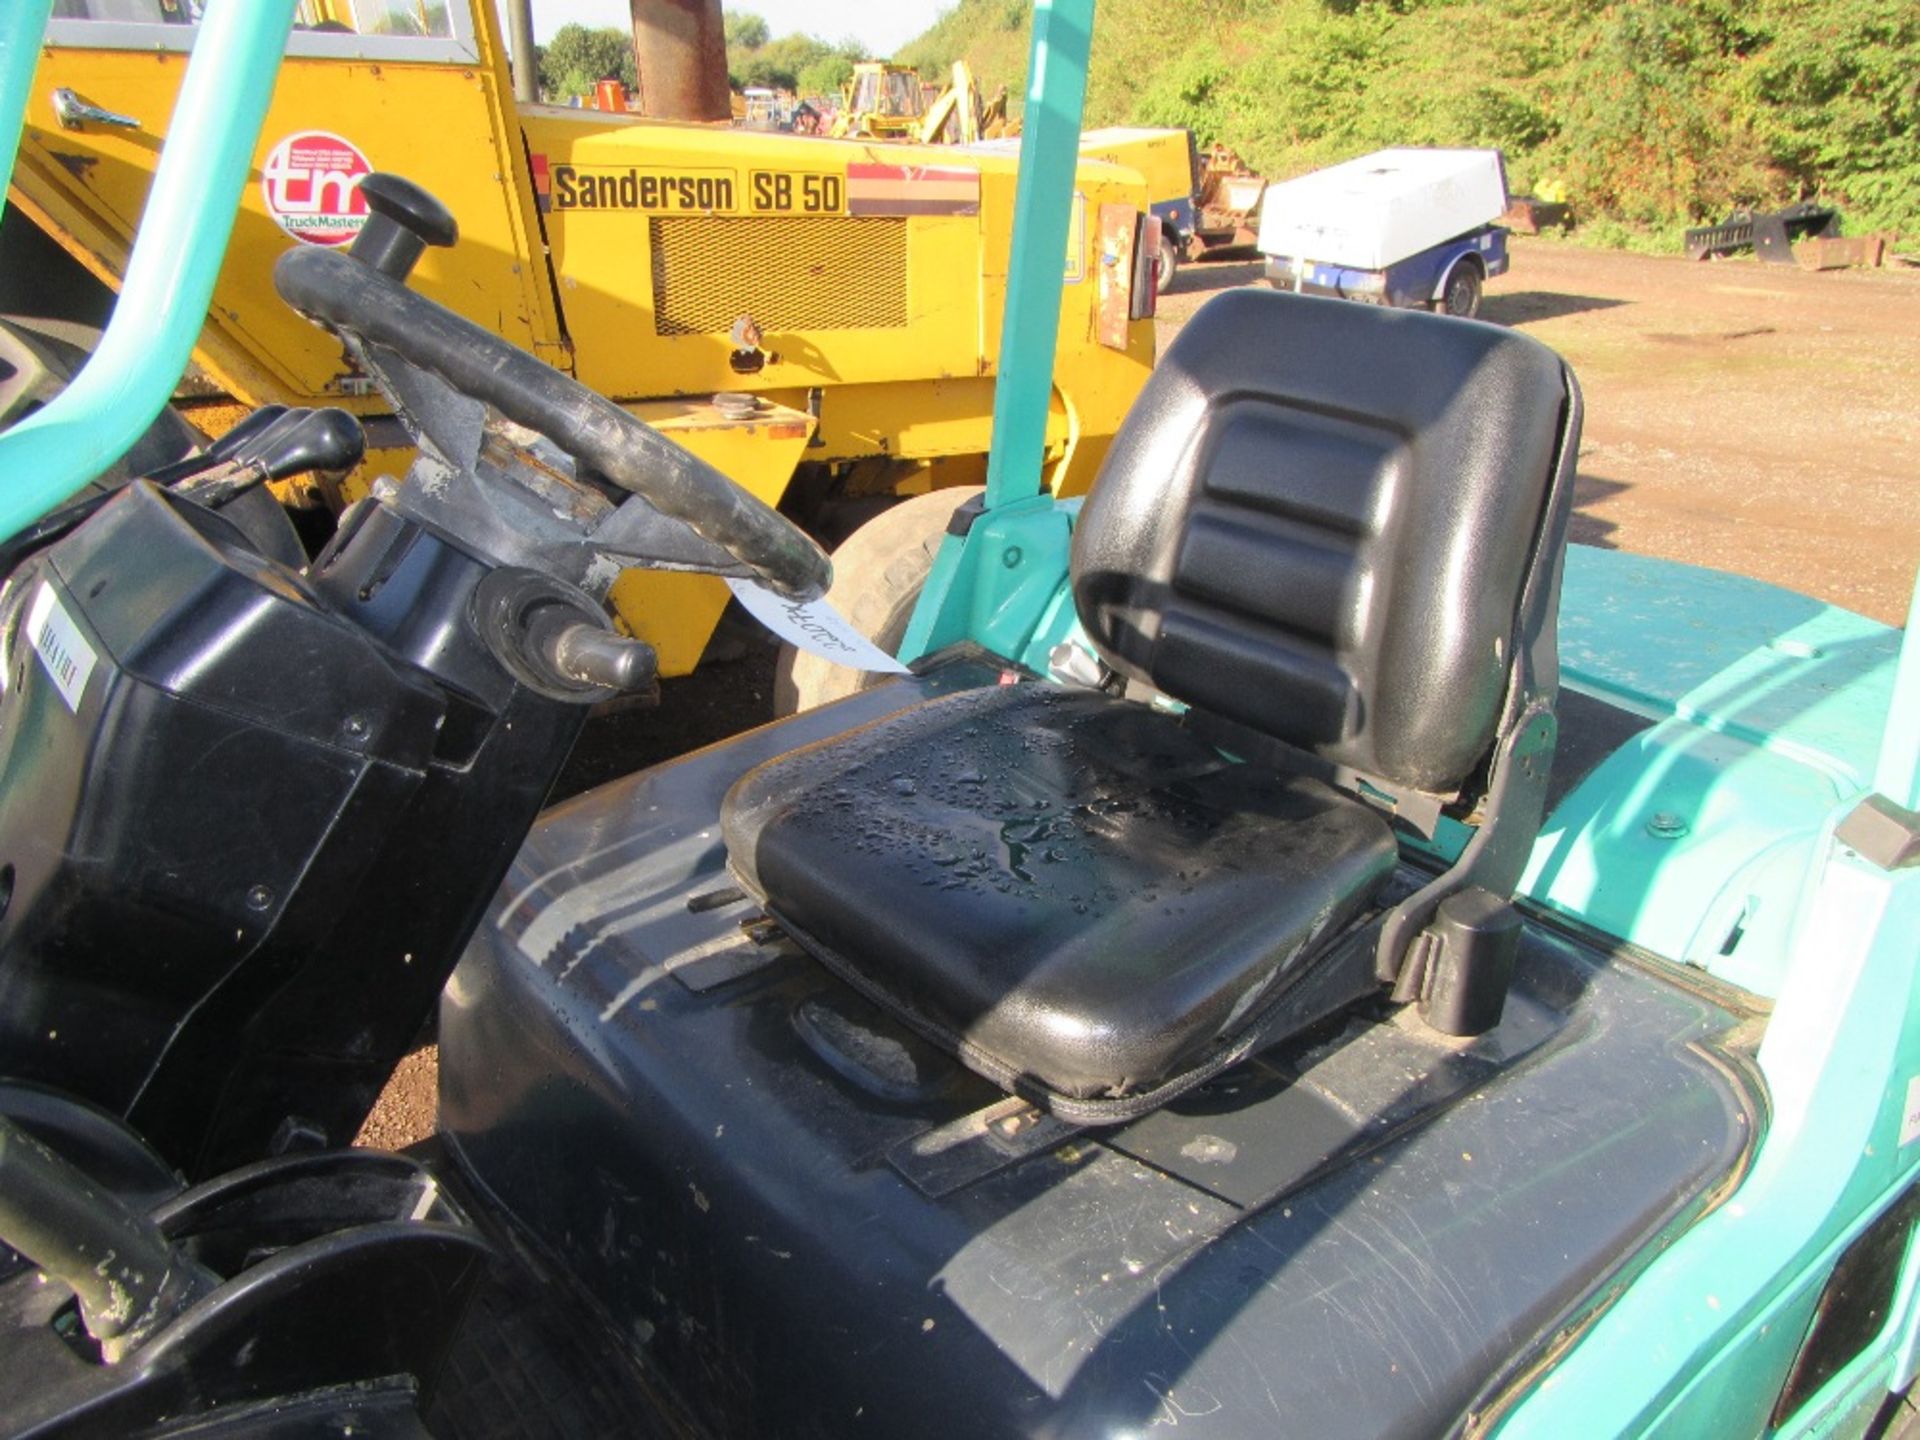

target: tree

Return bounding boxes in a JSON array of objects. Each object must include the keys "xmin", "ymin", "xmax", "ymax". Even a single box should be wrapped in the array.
[
  {"xmin": 731, "ymin": 32, "xmax": 836, "ymax": 92},
  {"xmin": 724, "ymin": 11, "xmax": 770, "ymax": 50},
  {"xmin": 539, "ymin": 22, "xmax": 635, "ymax": 100},
  {"xmin": 728, "ymin": 21, "xmax": 864, "ymax": 96},
  {"xmin": 798, "ymin": 50, "xmax": 860, "ymax": 97}
]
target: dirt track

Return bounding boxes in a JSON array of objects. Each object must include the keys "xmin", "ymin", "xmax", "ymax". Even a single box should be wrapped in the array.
[
  {"xmin": 1161, "ymin": 243, "xmax": 1920, "ymax": 625},
  {"xmin": 358, "ymin": 238, "xmax": 1919, "ymax": 1150}
]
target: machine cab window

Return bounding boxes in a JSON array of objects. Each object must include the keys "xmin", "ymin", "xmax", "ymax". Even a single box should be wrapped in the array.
[{"xmin": 47, "ymin": 0, "xmax": 473, "ymax": 61}]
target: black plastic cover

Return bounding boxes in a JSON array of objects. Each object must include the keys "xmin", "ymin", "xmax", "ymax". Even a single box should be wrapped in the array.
[
  {"xmin": 1419, "ymin": 887, "xmax": 1523, "ymax": 1036},
  {"xmin": 0, "ymin": 485, "xmax": 442, "ymax": 1127},
  {"xmin": 1071, "ymin": 288, "xmax": 1570, "ymax": 793},
  {"xmin": 0, "ymin": 483, "xmax": 588, "ymax": 1176},
  {"xmin": 723, "ymin": 683, "xmax": 1396, "ymax": 1103},
  {"xmin": 440, "ymin": 668, "xmax": 1763, "ymax": 1440}
]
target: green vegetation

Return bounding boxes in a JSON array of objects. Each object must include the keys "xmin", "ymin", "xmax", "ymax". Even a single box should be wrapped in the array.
[
  {"xmin": 536, "ymin": 15, "xmax": 868, "ymax": 103},
  {"xmin": 901, "ymin": 0, "xmax": 1919, "ymax": 241},
  {"xmin": 537, "ymin": 23, "xmax": 634, "ymax": 100},
  {"xmin": 725, "ymin": 15, "xmax": 869, "ymax": 96}
]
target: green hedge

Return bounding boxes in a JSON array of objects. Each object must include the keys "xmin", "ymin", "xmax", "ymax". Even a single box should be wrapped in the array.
[{"xmin": 906, "ymin": 0, "xmax": 1918, "ymax": 240}]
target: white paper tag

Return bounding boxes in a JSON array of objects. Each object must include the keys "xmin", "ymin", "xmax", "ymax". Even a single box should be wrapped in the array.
[
  {"xmin": 726, "ymin": 579, "xmax": 910, "ymax": 674},
  {"xmin": 1902, "ymin": 1076, "xmax": 1920, "ymax": 1148},
  {"xmin": 26, "ymin": 581, "xmax": 98, "ymax": 714}
]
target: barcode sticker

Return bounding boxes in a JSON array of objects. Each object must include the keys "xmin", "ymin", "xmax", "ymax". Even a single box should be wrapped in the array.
[{"xmin": 26, "ymin": 581, "xmax": 98, "ymax": 714}]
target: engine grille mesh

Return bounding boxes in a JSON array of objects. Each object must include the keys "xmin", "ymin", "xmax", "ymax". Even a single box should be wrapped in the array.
[{"xmin": 648, "ymin": 216, "xmax": 909, "ymax": 336}]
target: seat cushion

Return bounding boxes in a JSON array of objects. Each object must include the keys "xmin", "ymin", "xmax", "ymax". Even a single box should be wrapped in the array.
[{"xmin": 722, "ymin": 684, "xmax": 1397, "ymax": 1107}]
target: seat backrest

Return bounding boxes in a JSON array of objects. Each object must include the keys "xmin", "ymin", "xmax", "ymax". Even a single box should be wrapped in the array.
[{"xmin": 1071, "ymin": 288, "xmax": 1575, "ymax": 795}]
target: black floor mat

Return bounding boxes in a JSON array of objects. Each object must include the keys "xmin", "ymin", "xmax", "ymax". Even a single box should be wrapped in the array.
[
  {"xmin": 425, "ymin": 1263, "xmax": 678, "ymax": 1440},
  {"xmin": 415, "ymin": 1143, "xmax": 689, "ymax": 1440}
]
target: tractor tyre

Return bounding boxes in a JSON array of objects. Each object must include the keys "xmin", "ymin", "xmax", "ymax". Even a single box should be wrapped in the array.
[
  {"xmin": 773, "ymin": 485, "xmax": 982, "ymax": 715},
  {"xmin": 1157, "ymin": 232, "xmax": 1180, "ymax": 292},
  {"xmin": 1436, "ymin": 261, "xmax": 1484, "ymax": 319}
]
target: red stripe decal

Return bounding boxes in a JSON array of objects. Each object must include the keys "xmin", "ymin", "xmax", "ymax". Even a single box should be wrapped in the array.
[{"xmin": 844, "ymin": 162, "xmax": 980, "ymax": 216}]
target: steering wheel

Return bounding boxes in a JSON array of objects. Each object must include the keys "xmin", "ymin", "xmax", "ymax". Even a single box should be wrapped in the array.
[{"xmin": 271, "ymin": 175, "xmax": 830, "ymax": 603}]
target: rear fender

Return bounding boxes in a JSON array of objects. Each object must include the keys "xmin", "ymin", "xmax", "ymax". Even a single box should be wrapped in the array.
[{"xmin": 1430, "ymin": 246, "xmax": 1488, "ymax": 303}]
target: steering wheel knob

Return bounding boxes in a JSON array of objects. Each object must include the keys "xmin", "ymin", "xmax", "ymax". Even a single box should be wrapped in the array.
[{"xmin": 351, "ymin": 173, "xmax": 459, "ymax": 281}]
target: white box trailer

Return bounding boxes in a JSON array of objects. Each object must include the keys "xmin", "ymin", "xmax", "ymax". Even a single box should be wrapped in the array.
[
  {"xmin": 1257, "ymin": 148, "xmax": 1508, "ymax": 269},
  {"xmin": 1256, "ymin": 148, "xmax": 1511, "ymax": 316}
]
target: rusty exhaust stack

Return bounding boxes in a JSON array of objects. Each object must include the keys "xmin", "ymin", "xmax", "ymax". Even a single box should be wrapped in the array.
[{"xmin": 627, "ymin": 0, "xmax": 731, "ymax": 123}]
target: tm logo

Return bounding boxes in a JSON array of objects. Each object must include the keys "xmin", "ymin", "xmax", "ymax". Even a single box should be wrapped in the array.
[{"xmin": 262, "ymin": 131, "xmax": 372, "ymax": 247}]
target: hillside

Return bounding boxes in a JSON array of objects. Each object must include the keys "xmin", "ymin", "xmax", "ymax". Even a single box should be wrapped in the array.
[
  {"xmin": 897, "ymin": 0, "xmax": 1919, "ymax": 242},
  {"xmin": 896, "ymin": 0, "xmax": 1036, "ymax": 104}
]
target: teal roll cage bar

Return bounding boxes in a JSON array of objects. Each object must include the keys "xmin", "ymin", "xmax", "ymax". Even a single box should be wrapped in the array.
[{"xmin": 0, "ymin": 0, "xmax": 295, "ymax": 540}]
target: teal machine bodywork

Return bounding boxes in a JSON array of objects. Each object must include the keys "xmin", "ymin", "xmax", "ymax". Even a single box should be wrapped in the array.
[{"xmin": 2, "ymin": 0, "xmax": 1917, "ymax": 1434}]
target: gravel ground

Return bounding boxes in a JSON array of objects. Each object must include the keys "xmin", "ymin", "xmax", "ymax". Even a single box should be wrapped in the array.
[
  {"xmin": 359, "ymin": 239, "xmax": 1920, "ymax": 1149},
  {"xmin": 1161, "ymin": 243, "xmax": 1920, "ymax": 625}
]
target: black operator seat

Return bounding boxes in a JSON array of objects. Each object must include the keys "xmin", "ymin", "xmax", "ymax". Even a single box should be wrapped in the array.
[{"xmin": 724, "ymin": 288, "xmax": 1582, "ymax": 1123}]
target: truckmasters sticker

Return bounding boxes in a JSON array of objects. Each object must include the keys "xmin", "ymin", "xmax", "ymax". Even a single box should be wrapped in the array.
[
  {"xmin": 26, "ymin": 582, "xmax": 97, "ymax": 715},
  {"xmin": 261, "ymin": 131, "xmax": 371, "ymax": 247}
]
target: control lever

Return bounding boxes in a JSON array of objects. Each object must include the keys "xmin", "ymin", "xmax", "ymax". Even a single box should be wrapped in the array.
[
  {"xmin": 350, "ymin": 174, "xmax": 459, "ymax": 281},
  {"xmin": 141, "ymin": 404, "xmax": 291, "ymax": 488},
  {"xmin": 0, "ymin": 407, "xmax": 326, "ymax": 576},
  {"xmin": 0, "ymin": 1116, "xmax": 216, "ymax": 1362},
  {"xmin": 472, "ymin": 567, "xmax": 658, "ymax": 701},
  {"xmin": 172, "ymin": 407, "xmax": 365, "ymax": 509}
]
